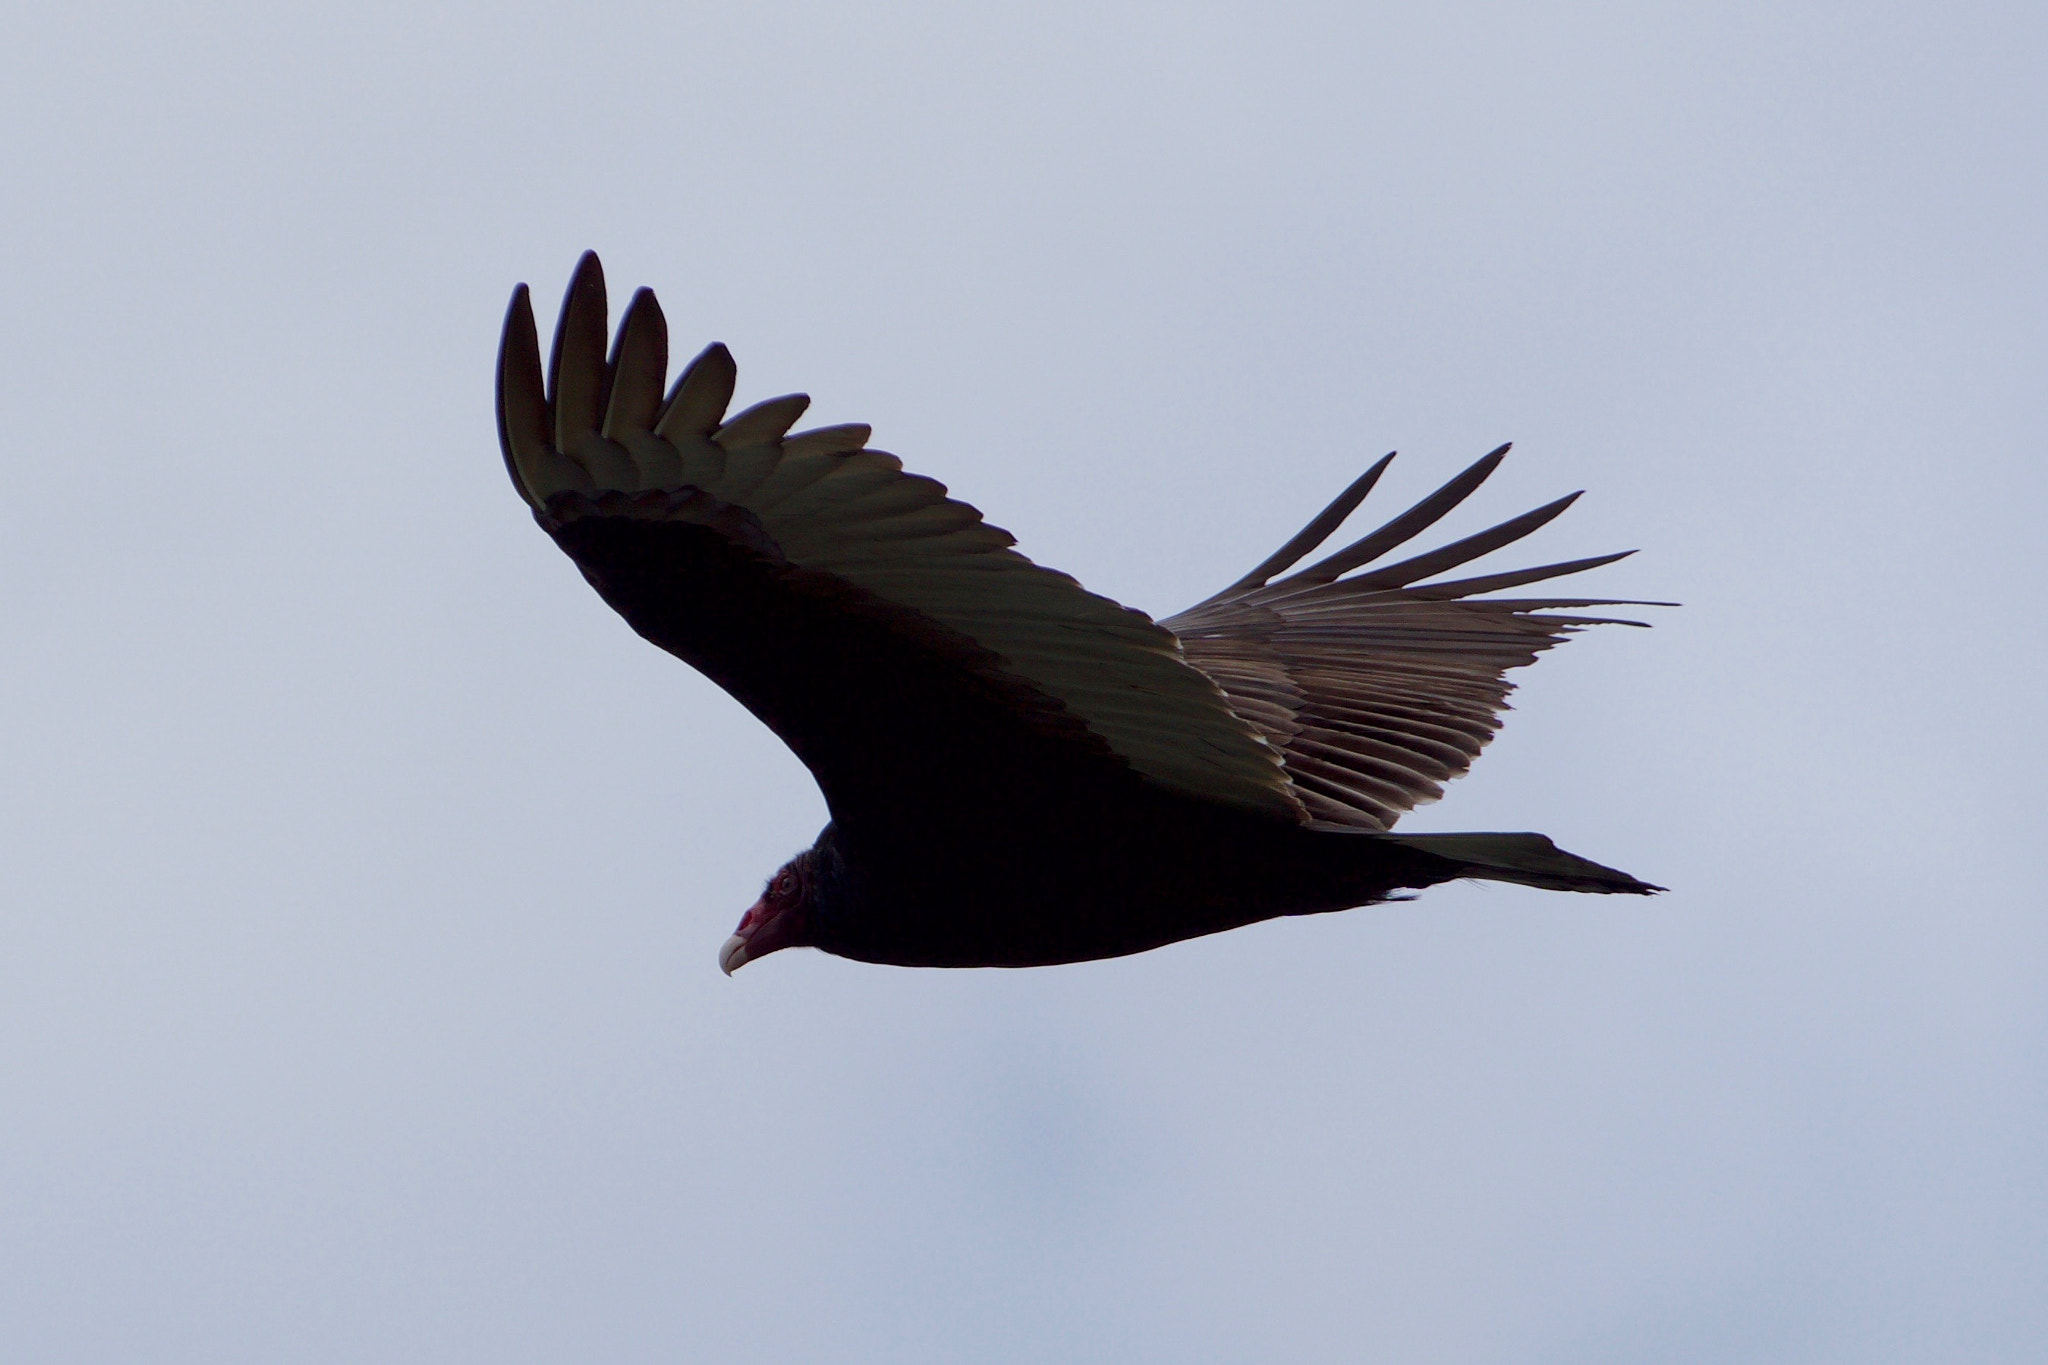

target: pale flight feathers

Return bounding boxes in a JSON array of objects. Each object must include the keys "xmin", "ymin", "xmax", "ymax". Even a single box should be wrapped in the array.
[{"xmin": 1167, "ymin": 452, "xmax": 1662, "ymax": 830}]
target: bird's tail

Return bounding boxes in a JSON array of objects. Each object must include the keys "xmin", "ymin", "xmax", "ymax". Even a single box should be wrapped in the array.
[{"xmin": 1372, "ymin": 832, "xmax": 1662, "ymax": 895}]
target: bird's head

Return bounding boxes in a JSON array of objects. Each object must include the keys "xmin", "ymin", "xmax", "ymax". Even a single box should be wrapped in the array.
[{"xmin": 719, "ymin": 850, "xmax": 818, "ymax": 975}]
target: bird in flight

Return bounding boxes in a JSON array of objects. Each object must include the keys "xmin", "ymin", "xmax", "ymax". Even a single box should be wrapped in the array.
[{"xmin": 497, "ymin": 253, "xmax": 1660, "ymax": 975}]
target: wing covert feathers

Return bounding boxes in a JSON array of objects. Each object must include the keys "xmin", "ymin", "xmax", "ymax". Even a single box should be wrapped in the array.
[
  {"xmin": 1165, "ymin": 450, "xmax": 1659, "ymax": 830},
  {"xmin": 497, "ymin": 256, "xmax": 1301, "ymax": 820}
]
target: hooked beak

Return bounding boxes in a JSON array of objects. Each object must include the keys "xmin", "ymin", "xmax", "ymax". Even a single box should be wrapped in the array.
[
  {"xmin": 719, "ymin": 893, "xmax": 788, "ymax": 976},
  {"xmin": 718, "ymin": 931, "xmax": 751, "ymax": 976}
]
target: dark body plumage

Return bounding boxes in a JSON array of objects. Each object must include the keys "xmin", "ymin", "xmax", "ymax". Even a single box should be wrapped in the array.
[
  {"xmin": 549, "ymin": 497, "xmax": 1453, "ymax": 965},
  {"xmin": 501, "ymin": 254, "xmax": 1660, "ymax": 972}
]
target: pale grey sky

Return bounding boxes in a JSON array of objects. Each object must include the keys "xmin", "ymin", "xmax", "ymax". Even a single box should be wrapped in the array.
[{"xmin": 3, "ymin": 2, "xmax": 2043, "ymax": 1361}]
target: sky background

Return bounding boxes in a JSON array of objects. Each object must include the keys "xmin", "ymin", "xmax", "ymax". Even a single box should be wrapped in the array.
[{"xmin": 4, "ymin": 2, "xmax": 2043, "ymax": 1360}]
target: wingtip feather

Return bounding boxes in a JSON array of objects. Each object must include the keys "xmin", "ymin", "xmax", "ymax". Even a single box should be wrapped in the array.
[
  {"xmin": 716, "ymin": 393, "xmax": 812, "ymax": 450},
  {"xmin": 603, "ymin": 286, "xmax": 669, "ymax": 440},
  {"xmin": 658, "ymin": 342, "xmax": 739, "ymax": 440},
  {"xmin": 496, "ymin": 282, "xmax": 594, "ymax": 504},
  {"xmin": 1224, "ymin": 451, "xmax": 1399, "ymax": 594},
  {"xmin": 1284, "ymin": 444, "xmax": 1513, "ymax": 588},
  {"xmin": 549, "ymin": 253, "xmax": 610, "ymax": 456}
]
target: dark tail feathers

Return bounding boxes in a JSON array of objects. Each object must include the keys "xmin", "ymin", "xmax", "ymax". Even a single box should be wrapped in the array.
[{"xmin": 1375, "ymin": 832, "xmax": 1662, "ymax": 895}]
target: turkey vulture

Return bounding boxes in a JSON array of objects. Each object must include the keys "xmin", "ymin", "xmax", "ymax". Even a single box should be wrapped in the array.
[{"xmin": 497, "ymin": 253, "xmax": 1660, "ymax": 974}]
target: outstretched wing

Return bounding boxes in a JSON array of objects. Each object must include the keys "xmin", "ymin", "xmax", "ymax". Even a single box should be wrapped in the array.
[
  {"xmin": 1164, "ymin": 448, "xmax": 1660, "ymax": 831},
  {"xmin": 498, "ymin": 254, "xmax": 1302, "ymax": 836}
]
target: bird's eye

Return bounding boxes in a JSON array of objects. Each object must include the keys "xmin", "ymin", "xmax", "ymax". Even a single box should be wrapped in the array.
[{"xmin": 773, "ymin": 871, "xmax": 795, "ymax": 898}]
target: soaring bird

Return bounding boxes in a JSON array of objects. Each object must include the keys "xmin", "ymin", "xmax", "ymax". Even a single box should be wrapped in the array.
[{"xmin": 497, "ymin": 254, "xmax": 1660, "ymax": 975}]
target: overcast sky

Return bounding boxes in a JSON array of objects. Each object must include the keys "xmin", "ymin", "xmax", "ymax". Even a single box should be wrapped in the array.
[{"xmin": 4, "ymin": 2, "xmax": 2043, "ymax": 1361}]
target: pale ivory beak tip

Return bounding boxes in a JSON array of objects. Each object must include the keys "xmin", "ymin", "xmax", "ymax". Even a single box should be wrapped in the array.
[{"xmin": 718, "ymin": 934, "xmax": 749, "ymax": 976}]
